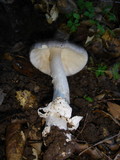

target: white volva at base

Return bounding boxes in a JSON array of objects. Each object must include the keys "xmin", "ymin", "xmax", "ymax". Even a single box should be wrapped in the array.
[{"xmin": 38, "ymin": 97, "xmax": 83, "ymax": 139}]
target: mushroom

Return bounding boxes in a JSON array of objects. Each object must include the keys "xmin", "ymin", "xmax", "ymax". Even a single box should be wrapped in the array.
[{"xmin": 30, "ymin": 41, "xmax": 88, "ymax": 137}]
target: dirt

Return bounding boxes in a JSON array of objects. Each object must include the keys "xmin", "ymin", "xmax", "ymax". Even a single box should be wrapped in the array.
[{"xmin": 0, "ymin": 1, "xmax": 120, "ymax": 160}]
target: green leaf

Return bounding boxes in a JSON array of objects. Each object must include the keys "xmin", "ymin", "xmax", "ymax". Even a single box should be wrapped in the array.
[
  {"xmin": 66, "ymin": 13, "xmax": 73, "ymax": 18},
  {"xmin": 90, "ymin": 20, "xmax": 96, "ymax": 25},
  {"xmin": 67, "ymin": 20, "xmax": 73, "ymax": 27},
  {"xmin": 75, "ymin": 23, "xmax": 80, "ymax": 27},
  {"xmin": 70, "ymin": 25, "xmax": 77, "ymax": 32},
  {"xmin": 77, "ymin": 0, "xmax": 84, "ymax": 10},
  {"xmin": 73, "ymin": 13, "xmax": 80, "ymax": 19},
  {"xmin": 85, "ymin": 1, "xmax": 93, "ymax": 10},
  {"xmin": 95, "ymin": 65, "xmax": 107, "ymax": 77},
  {"xmin": 97, "ymin": 24, "xmax": 105, "ymax": 35},
  {"xmin": 84, "ymin": 11, "xmax": 94, "ymax": 18},
  {"xmin": 103, "ymin": 6, "xmax": 112, "ymax": 14},
  {"xmin": 74, "ymin": 19, "xmax": 79, "ymax": 24},
  {"xmin": 83, "ymin": 95, "xmax": 94, "ymax": 102},
  {"xmin": 84, "ymin": 11, "xmax": 90, "ymax": 17},
  {"xmin": 111, "ymin": 63, "xmax": 120, "ymax": 80},
  {"xmin": 77, "ymin": 0, "xmax": 84, "ymax": 4},
  {"xmin": 108, "ymin": 13, "xmax": 117, "ymax": 22}
]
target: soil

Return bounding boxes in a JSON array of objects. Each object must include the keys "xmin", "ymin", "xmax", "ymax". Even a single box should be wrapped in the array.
[{"xmin": 0, "ymin": 1, "xmax": 120, "ymax": 160}]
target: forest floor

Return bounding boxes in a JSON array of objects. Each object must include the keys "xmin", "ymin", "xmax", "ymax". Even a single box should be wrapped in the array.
[{"xmin": 0, "ymin": 0, "xmax": 120, "ymax": 160}]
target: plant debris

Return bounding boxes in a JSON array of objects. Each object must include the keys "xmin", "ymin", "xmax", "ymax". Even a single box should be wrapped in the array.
[
  {"xmin": 6, "ymin": 121, "xmax": 27, "ymax": 160},
  {"xmin": 16, "ymin": 90, "xmax": 37, "ymax": 110},
  {"xmin": 107, "ymin": 102, "xmax": 120, "ymax": 120}
]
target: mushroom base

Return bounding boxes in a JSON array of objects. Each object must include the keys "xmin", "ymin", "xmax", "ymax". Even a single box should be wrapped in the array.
[{"xmin": 38, "ymin": 97, "xmax": 83, "ymax": 137}]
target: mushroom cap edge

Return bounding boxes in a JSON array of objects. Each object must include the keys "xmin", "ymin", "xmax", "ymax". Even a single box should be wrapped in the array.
[{"xmin": 30, "ymin": 41, "xmax": 88, "ymax": 76}]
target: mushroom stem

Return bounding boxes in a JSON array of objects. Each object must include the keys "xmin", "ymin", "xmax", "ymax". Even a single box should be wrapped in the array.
[{"xmin": 49, "ymin": 48, "xmax": 70, "ymax": 103}]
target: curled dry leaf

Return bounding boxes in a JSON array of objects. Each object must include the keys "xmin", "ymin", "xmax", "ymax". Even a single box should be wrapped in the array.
[
  {"xmin": 87, "ymin": 37, "xmax": 103, "ymax": 55},
  {"xmin": 107, "ymin": 102, "xmax": 120, "ymax": 120},
  {"xmin": 6, "ymin": 122, "xmax": 26, "ymax": 160},
  {"xmin": 102, "ymin": 31, "xmax": 120, "ymax": 57},
  {"xmin": 57, "ymin": 0, "xmax": 77, "ymax": 14},
  {"xmin": 46, "ymin": 5, "xmax": 59, "ymax": 24},
  {"xmin": 95, "ymin": 93, "xmax": 105, "ymax": 101},
  {"xmin": 16, "ymin": 90, "xmax": 37, "ymax": 110},
  {"xmin": 28, "ymin": 126, "xmax": 42, "ymax": 160},
  {"xmin": 85, "ymin": 35, "xmax": 94, "ymax": 46}
]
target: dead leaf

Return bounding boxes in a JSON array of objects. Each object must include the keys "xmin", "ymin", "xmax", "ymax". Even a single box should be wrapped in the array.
[
  {"xmin": 85, "ymin": 35, "xmax": 94, "ymax": 45},
  {"xmin": 102, "ymin": 31, "xmax": 120, "ymax": 57},
  {"xmin": 28, "ymin": 126, "xmax": 42, "ymax": 160},
  {"xmin": 107, "ymin": 102, "xmax": 120, "ymax": 120},
  {"xmin": 102, "ymin": 30, "xmax": 111, "ymax": 41},
  {"xmin": 88, "ymin": 37, "xmax": 103, "ymax": 55},
  {"xmin": 6, "ymin": 122, "xmax": 27, "ymax": 160},
  {"xmin": 46, "ymin": 5, "xmax": 59, "ymax": 24},
  {"xmin": 3, "ymin": 53, "xmax": 14, "ymax": 61},
  {"xmin": 77, "ymin": 144, "xmax": 103, "ymax": 159},
  {"xmin": 105, "ymin": 70, "xmax": 113, "ymax": 79},
  {"xmin": 16, "ymin": 90, "xmax": 37, "ymax": 110},
  {"xmin": 95, "ymin": 93, "xmax": 105, "ymax": 100}
]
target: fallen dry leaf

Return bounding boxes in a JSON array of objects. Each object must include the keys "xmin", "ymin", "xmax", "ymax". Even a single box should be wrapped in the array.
[
  {"xmin": 107, "ymin": 102, "xmax": 120, "ymax": 120},
  {"xmin": 3, "ymin": 52, "xmax": 14, "ymax": 61},
  {"xmin": 87, "ymin": 37, "xmax": 103, "ymax": 55},
  {"xmin": 102, "ymin": 31, "xmax": 120, "ymax": 57},
  {"xmin": 95, "ymin": 93, "xmax": 105, "ymax": 101},
  {"xmin": 46, "ymin": 5, "xmax": 59, "ymax": 24},
  {"xmin": 85, "ymin": 35, "xmax": 94, "ymax": 45},
  {"xmin": 102, "ymin": 30, "xmax": 111, "ymax": 41},
  {"xmin": 6, "ymin": 122, "xmax": 26, "ymax": 160},
  {"xmin": 28, "ymin": 126, "xmax": 42, "ymax": 160},
  {"xmin": 16, "ymin": 90, "xmax": 37, "ymax": 110}
]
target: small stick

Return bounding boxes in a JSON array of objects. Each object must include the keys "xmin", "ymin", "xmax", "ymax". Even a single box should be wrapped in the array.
[
  {"xmin": 102, "ymin": 110, "xmax": 120, "ymax": 126},
  {"xmin": 79, "ymin": 132, "xmax": 120, "ymax": 156}
]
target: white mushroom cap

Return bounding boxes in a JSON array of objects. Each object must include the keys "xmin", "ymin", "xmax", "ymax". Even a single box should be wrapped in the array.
[{"xmin": 30, "ymin": 41, "xmax": 88, "ymax": 76}]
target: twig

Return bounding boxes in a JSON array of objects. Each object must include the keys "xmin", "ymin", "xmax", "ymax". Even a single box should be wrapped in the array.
[
  {"xmin": 79, "ymin": 113, "xmax": 89, "ymax": 134},
  {"xmin": 100, "ymin": 150, "xmax": 113, "ymax": 160},
  {"xmin": 95, "ymin": 147, "xmax": 113, "ymax": 160},
  {"xmin": 79, "ymin": 132, "xmax": 120, "ymax": 156},
  {"xmin": 102, "ymin": 110, "xmax": 120, "ymax": 126},
  {"xmin": 75, "ymin": 113, "xmax": 89, "ymax": 141},
  {"xmin": 114, "ymin": 152, "xmax": 120, "ymax": 160}
]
